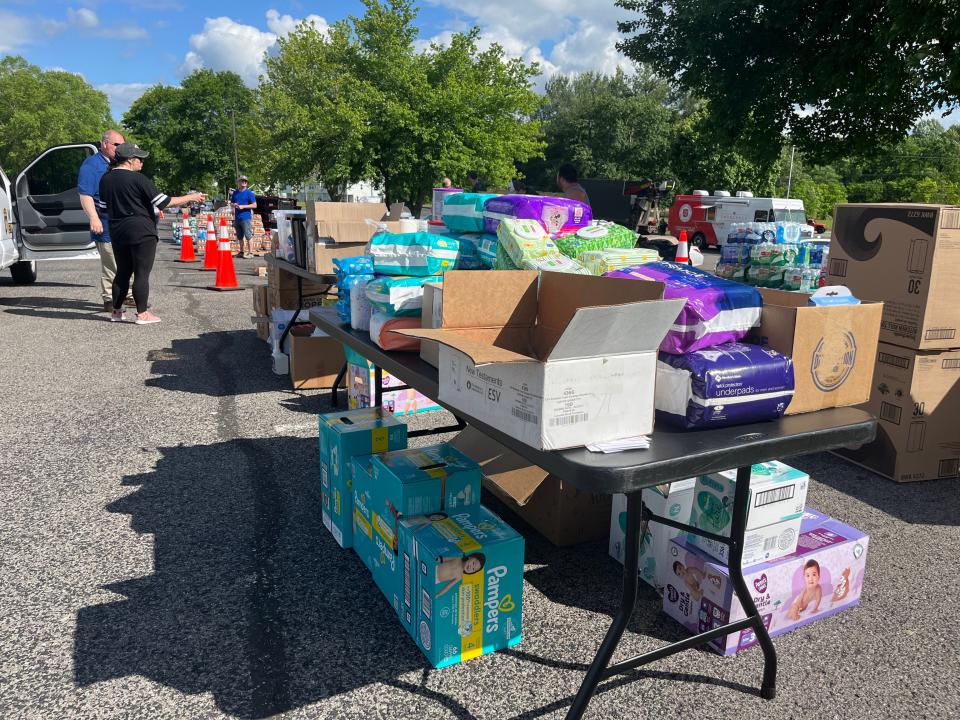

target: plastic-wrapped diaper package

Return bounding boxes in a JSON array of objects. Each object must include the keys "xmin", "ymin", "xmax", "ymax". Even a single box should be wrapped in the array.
[
  {"xmin": 369, "ymin": 311, "xmax": 422, "ymax": 352},
  {"xmin": 714, "ymin": 263, "xmax": 748, "ymax": 282},
  {"xmin": 580, "ymin": 247, "xmax": 660, "ymax": 275},
  {"xmin": 604, "ymin": 262, "xmax": 762, "ymax": 354},
  {"xmin": 483, "ymin": 194, "xmax": 592, "ymax": 235},
  {"xmin": 365, "ymin": 275, "xmax": 438, "ymax": 317},
  {"xmin": 454, "ymin": 234, "xmax": 482, "ymax": 270},
  {"xmin": 336, "ymin": 298, "xmax": 351, "ymax": 324},
  {"xmin": 349, "ymin": 278, "xmax": 373, "ymax": 331},
  {"xmin": 554, "ymin": 221, "xmax": 637, "ymax": 259},
  {"xmin": 369, "ymin": 232, "xmax": 459, "ymax": 276},
  {"xmin": 442, "ymin": 193, "xmax": 498, "ymax": 233},
  {"xmin": 493, "ymin": 241, "xmax": 520, "ymax": 270},
  {"xmin": 521, "ymin": 254, "xmax": 591, "ymax": 274},
  {"xmin": 497, "ymin": 218, "xmax": 560, "ymax": 266},
  {"xmin": 333, "ymin": 255, "xmax": 375, "ymax": 282},
  {"xmin": 654, "ymin": 343, "xmax": 795, "ymax": 429},
  {"xmin": 477, "ymin": 235, "xmax": 498, "ymax": 268}
]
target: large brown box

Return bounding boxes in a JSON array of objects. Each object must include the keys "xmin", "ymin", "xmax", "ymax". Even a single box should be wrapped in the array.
[
  {"xmin": 450, "ymin": 427, "xmax": 611, "ymax": 546},
  {"xmin": 306, "ymin": 240, "xmax": 369, "ymax": 275},
  {"xmin": 836, "ymin": 342, "xmax": 960, "ymax": 482},
  {"xmin": 749, "ymin": 288, "xmax": 883, "ymax": 414},
  {"xmin": 305, "ymin": 202, "xmax": 409, "ymax": 244},
  {"xmin": 268, "ymin": 288, "xmax": 330, "ymax": 312},
  {"xmin": 252, "ymin": 284, "xmax": 269, "ymax": 316},
  {"xmin": 827, "ymin": 204, "xmax": 960, "ymax": 350},
  {"xmin": 288, "ymin": 335, "xmax": 346, "ymax": 390}
]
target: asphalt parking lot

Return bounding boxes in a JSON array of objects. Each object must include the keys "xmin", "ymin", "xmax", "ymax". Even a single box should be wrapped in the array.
[{"xmin": 0, "ymin": 241, "xmax": 957, "ymax": 719}]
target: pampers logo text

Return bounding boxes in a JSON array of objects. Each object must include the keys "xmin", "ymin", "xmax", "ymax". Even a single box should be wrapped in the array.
[
  {"xmin": 452, "ymin": 512, "xmax": 488, "ymax": 541},
  {"xmin": 485, "ymin": 566, "xmax": 515, "ymax": 633}
]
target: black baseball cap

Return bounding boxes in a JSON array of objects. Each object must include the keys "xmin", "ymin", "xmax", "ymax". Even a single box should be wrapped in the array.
[{"xmin": 115, "ymin": 143, "xmax": 149, "ymax": 160}]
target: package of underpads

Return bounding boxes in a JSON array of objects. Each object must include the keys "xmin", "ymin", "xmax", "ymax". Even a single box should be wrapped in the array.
[
  {"xmin": 554, "ymin": 221, "xmax": 637, "ymax": 259},
  {"xmin": 442, "ymin": 193, "xmax": 498, "ymax": 233},
  {"xmin": 604, "ymin": 262, "xmax": 762, "ymax": 354},
  {"xmin": 579, "ymin": 247, "xmax": 660, "ymax": 275},
  {"xmin": 654, "ymin": 343, "xmax": 795, "ymax": 429},
  {"xmin": 364, "ymin": 275, "xmax": 439, "ymax": 317},
  {"xmin": 369, "ymin": 311, "xmax": 422, "ymax": 352},
  {"xmin": 483, "ymin": 194, "xmax": 592, "ymax": 235},
  {"xmin": 496, "ymin": 218, "xmax": 560, "ymax": 267},
  {"xmin": 476, "ymin": 234, "xmax": 499, "ymax": 268},
  {"xmin": 369, "ymin": 232, "xmax": 459, "ymax": 276},
  {"xmin": 520, "ymin": 254, "xmax": 591, "ymax": 274}
]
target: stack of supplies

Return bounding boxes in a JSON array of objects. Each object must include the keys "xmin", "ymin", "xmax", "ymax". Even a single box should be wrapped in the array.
[
  {"xmin": 497, "ymin": 218, "xmax": 590, "ymax": 274},
  {"xmin": 580, "ymin": 247, "xmax": 660, "ymax": 275},
  {"xmin": 483, "ymin": 194, "xmax": 592, "ymax": 235},
  {"xmin": 442, "ymin": 193, "xmax": 498, "ymax": 233},
  {"xmin": 715, "ymin": 226, "xmax": 826, "ymax": 292},
  {"xmin": 333, "ymin": 255, "xmax": 375, "ymax": 325}
]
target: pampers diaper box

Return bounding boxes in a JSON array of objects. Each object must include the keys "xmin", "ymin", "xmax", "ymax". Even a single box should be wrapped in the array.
[
  {"xmin": 319, "ymin": 408, "xmax": 408, "ymax": 549},
  {"xmin": 663, "ymin": 509, "xmax": 869, "ymax": 656},
  {"xmin": 609, "ymin": 480, "xmax": 696, "ymax": 593},
  {"xmin": 353, "ymin": 444, "xmax": 482, "ymax": 612},
  {"xmin": 689, "ymin": 461, "xmax": 809, "ymax": 566},
  {"xmin": 397, "ymin": 506, "xmax": 524, "ymax": 668}
]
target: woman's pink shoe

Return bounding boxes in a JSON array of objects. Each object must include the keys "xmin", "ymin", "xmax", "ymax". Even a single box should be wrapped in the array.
[{"xmin": 134, "ymin": 311, "xmax": 162, "ymax": 325}]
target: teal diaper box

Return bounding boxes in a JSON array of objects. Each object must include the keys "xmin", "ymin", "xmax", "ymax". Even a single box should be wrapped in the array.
[
  {"xmin": 319, "ymin": 407, "xmax": 407, "ymax": 549},
  {"xmin": 397, "ymin": 506, "xmax": 524, "ymax": 668},
  {"xmin": 353, "ymin": 443, "xmax": 481, "ymax": 612}
]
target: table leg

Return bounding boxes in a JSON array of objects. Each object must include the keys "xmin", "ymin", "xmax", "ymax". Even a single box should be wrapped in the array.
[
  {"xmin": 728, "ymin": 465, "xmax": 778, "ymax": 699},
  {"xmin": 374, "ymin": 366, "xmax": 384, "ymax": 408},
  {"xmin": 277, "ymin": 275, "xmax": 302, "ymax": 356},
  {"xmin": 566, "ymin": 491, "xmax": 643, "ymax": 720},
  {"xmin": 329, "ymin": 362, "xmax": 347, "ymax": 408}
]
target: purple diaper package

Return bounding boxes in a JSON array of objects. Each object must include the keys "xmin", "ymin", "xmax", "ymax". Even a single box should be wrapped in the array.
[
  {"xmin": 654, "ymin": 343, "xmax": 794, "ymax": 429},
  {"xmin": 483, "ymin": 194, "xmax": 592, "ymax": 235},
  {"xmin": 604, "ymin": 262, "xmax": 762, "ymax": 353}
]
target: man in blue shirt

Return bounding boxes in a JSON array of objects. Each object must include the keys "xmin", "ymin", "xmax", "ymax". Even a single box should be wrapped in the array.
[
  {"xmin": 79, "ymin": 129, "xmax": 131, "ymax": 310},
  {"xmin": 230, "ymin": 175, "xmax": 257, "ymax": 258}
]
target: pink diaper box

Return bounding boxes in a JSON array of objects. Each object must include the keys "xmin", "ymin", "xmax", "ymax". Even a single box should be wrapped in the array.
[{"xmin": 662, "ymin": 509, "xmax": 869, "ymax": 655}]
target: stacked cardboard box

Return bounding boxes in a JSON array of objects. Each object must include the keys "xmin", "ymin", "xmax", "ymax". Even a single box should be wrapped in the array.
[
  {"xmin": 214, "ymin": 207, "xmax": 271, "ymax": 254},
  {"xmin": 828, "ymin": 204, "xmax": 960, "ymax": 482}
]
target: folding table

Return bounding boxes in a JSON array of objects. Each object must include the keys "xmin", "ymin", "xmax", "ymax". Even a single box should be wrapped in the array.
[{"xmin": 309, "ymin": 307, "xmax": 876, "ymax": 719}]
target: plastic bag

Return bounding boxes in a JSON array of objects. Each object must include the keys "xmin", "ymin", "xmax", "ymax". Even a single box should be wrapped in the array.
[
  {"xmin": 554, "ymin": 221, "xmax": 636, "ymax": 258},
  {"xmin": 369, "ymin": 232, "xmax": 459, "ymax": 276},
  {"xmin": 369, "ymin": 311, "xmax": 421, "ymax": 352},
  {"xmin": 365, "ymin": 275, "xmax": 438, "ymax": 317}
]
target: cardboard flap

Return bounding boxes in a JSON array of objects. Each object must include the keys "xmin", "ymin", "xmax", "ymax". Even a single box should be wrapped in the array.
[
  {"xmin": 395, "ymin": 327, "xmax": 535, "ymax": 364},
  {"xmin": 758, "ymin": 287, "xmax": 810, "ymax": 309},
  {"xmin": 440, "ymin": 271, "xmax": 539, "ymax": 329},
  {"xmin": 449, "ymin": 427, "xmax": 548, "ymax": 506},
  {"xmin": 546, "ymin": 298, "xmax": 685, "ymax": 360}
]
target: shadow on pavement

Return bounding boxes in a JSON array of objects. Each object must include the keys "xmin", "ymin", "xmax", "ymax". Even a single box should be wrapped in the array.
[
  {"xmin": 0, "ymin": 294, "xmax": 106, "ymax": 321},
  {"xmin": 73, "ymin": 437, "xmax": 449, "ymax": 719}
]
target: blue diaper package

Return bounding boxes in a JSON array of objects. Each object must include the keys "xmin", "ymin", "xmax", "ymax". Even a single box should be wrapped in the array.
[
  {"xmin": 369, "ymin": 232, "xmax": 460, "ymax": 276},
  {"xmin": 476, "ymin": 235, "xmax": 498, "ymax": 268},
  {"xmin": 319, "ymin": 408, "xmax": 408, "ymax": 548},
  {"xmin": 334, "ymin": 255, "xmax": 375, "ymax": 282},
  {"xmin": 454, "ymin": 234, "xmax": 482, "ymax": 269},
  {"xmin": 443, "ymin": 193, "xmax": 499, "ymax": 233},
  {"xmin": 397, "ymin": 505, "xmax": 524, "ymax": 668},
  {"xmin": 654, "ymin": 342, "xmax": 795, "ymax": 429}
]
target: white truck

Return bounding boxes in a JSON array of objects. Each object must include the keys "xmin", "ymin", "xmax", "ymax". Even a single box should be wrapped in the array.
[{"xmin": 0, "ymin": 143, "xmax": 101, "ymax": 284}]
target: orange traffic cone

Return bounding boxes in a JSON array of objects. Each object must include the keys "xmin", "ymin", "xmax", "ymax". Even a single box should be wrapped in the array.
[
  {"xmin": 208, "ymin": 216, "xmax": 241, "ymax": 291},
  {"xmin": 175, "ymin": 210, "xmax": 198, "ymax": 263},
  {"xmin": 201, "ymin": 214, "xmax": 219, "ymax": 271},
  {"xmin": 675, "ymin": 230, "xmax": 690, "ymax": 265}
]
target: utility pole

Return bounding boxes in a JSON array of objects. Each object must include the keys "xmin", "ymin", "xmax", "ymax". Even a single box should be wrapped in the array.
[
  {"xmin": 786, "ymin": 145, "xmax": 796, "ymax": 198},
  {"xmin": 229, "ymin": 108, "xmax": 240, "ymax": 184}
]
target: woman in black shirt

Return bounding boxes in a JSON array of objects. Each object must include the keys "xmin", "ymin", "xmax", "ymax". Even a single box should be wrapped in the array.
[{"xmin": 98, "ymin": 143, "xmax": 205, "ymax": 324}]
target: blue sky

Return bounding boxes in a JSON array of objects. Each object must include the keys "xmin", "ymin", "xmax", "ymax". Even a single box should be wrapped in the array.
[{"xmin": 3, "ymin": 0, "xmax": 958, "ymax": 128}]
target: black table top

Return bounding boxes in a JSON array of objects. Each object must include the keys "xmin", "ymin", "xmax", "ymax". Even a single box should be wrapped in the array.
[
  {"xmin": 310, "ymin": 307, "xmax": 877, "ymax": 494},
  {"xmin": 265, "ymin": 254, "xmax": 338, "ymax": 285}
]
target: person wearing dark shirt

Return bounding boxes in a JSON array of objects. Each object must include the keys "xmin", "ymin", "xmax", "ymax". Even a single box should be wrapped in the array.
[
  {"xmin": 556, "ymin": 163, "xmax": 590, "ymax": 205},
  {"xmin": 467, "ymin": 170, "xmax": 486, "ymax": 192},
  {"xmin": 230, "ymin": 175, "xmax": 256, "ymax": 258},
  {"xmin": 98, "ymin": 143, "xmax": 205, "ymax": 324}
]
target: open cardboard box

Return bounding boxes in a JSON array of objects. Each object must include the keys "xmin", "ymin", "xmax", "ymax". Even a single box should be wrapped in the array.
[
  {"xmin": 749, "ymin": 288, "xmax": 883, "ymax": 415},
  {"xmin": 399, "ymin": 270, "xmax": 684, "ymax": 450},
  {"xmin": 306, "ymin": 201, "xmax": 411, "ymax": 244},
  {"xmin": 450, "ymin": 426, "xmax": 611, "ymax": 546},
  {"xmin": 288, "ymin": 333, "xmax": 346, "ymax": 390}
]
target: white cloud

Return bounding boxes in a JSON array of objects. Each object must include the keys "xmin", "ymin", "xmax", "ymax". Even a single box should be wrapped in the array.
[
  {"xmin": 0, "ymin": 11, "xmax": 33, "ymax": 51},
  {"xmin": 67, "ymin": 7, "xmax": 99, "ymax": 29},
  {"xmin": 180, "ymin": 10, "xmax": 329, "ymax": 86},
  {"xmin": 107, "ymin": 24, "xmax": 149, "ymax": 40},
  {"xmin": 97, "ymin": 82, "xmax": 152, "ymax": 116}
]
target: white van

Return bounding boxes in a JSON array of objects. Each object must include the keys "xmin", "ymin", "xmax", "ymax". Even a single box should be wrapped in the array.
[{"xmin": 668, "ymin": 191, "xmax": 812, "ymax": 248}]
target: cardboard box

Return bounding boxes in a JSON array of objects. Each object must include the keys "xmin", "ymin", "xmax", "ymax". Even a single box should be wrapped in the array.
[
  {"xmin": 419, "ymin": 282, "xmax": 444, "ymax": 368},
  {"xmin": 268, "ymin": 288, "xmax": 330, "ymax": 312},
  {"xmin": 318, "ymin": 408, "xmax": 407, "ymax": 549},
  {"xmin": 750, "ymin": 288, "xmax": 883, "ymax": 414},
  {"xmin": 352, "ymin": 456, "xmax": 400, "ymax": 605},
  {"xmin": 836, "ymin": 343, "xmax": 960, "ymax": 482},
  {"xmin": 267, "ymin": 263, "xmax": 332, "ymax": 294},
  {"xmin": 343, "ymin": 345, "xmax": 441, "ymax": 416},
  {"xmin": 609, "ymin": 480, "xmax": 696, "ymax": 593},
  {"xmin": 403, "ymin": 271, "xmax": 684, "ymax": 450},
  {"xmin": 397, "ymin": 506, "xmax": 524, "ymax": 668},
  {"xmin": 252, "ymin": 284, "xmax": 269, "ymax": 316},
  {"xmin": 689, "ymin": 462, "xmax": 809, "ymax": 566},
  {"xmin": 306, "ymin": 240, "xmax": 369, "ymax": 275},
  {"xmin": 288, "ymin": 334, "xmax": 346, "ymax": 390},
  {"xmin": 827, "ymin": 204, "xmax": 960, "ymax": 350},
  {"xmin": 252, "ymin": 315, "xmax": 270, "ymax": 342},
  {"xmin": 663, "ymin": 512, "xmax": 869, "ymax": 656},
  {"xmin": 306, "ymin": 202, "xmax": 409, "ymax": 244},
  {"xmin": 450, "ymin": 427, "xmax": 611, "ymax": 546}
]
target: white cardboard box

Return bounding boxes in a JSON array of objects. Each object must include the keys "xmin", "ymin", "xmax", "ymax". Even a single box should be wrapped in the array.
[
  {"xmin": 689, "ymin": 461, "xmax": 809, "ymax": 566},
  {"xmin": 404, "ymin": 271, "xmax": 684, "ymax": 450},
  {"xmin": 609, "ymin": 479, "xmax": 696, "ymax": 593}
]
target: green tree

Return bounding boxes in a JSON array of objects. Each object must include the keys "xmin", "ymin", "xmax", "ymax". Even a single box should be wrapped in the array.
[
  {"xmin": 617, "ymin": 0, "xmax": 960, "ymax": 164},
  {"xmin": 0, "ymin": 55, "xmax": 114, "ymax": 173},
  {"xmin": 258, "ymin": 0, "xmax": 543, "ymax": 213}
]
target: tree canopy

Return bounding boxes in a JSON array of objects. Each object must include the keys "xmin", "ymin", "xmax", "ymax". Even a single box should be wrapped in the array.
[
  {"xmin": 617, "ymin": 0, "xmax": 960, "ymax": 165},
  {"xmin": 0, "ymin": 56, "xmax": 113, "ymax": 174}
]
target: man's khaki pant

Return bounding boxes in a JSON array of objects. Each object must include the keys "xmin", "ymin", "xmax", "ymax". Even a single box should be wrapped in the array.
[{"xmin": 96, "ymin": 241, "xmax": 117, "ymax": 303}]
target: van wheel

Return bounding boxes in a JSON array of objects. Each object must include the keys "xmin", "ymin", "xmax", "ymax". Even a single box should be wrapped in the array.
[
  {"xmin": 10, "ymin": 260, "xmax": 37, "ymax": 284},
  {"xmin": 691, "ymin": 233, "xmax": 707, "ymax": 250}
]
